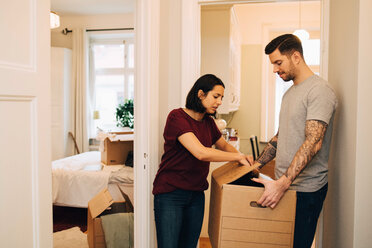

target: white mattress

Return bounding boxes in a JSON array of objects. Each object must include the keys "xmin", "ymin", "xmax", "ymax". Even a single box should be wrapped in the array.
[{"xmin": 52, "ymin": 151, "xmax": 133, "ymax": 208}]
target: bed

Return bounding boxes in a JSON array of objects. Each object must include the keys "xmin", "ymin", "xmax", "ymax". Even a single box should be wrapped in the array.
[{"xmin": 52, "ymin": 151, "xmax": 134, "ymax": 208}]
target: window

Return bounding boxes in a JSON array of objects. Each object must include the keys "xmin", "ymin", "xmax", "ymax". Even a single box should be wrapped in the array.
[{"xmin": 89, "ymin": 33, "xmax": 134, "ymax": 137}]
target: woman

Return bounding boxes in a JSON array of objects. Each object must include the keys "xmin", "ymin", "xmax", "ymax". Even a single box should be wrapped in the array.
[{"xmin": 153, "ymin": 74, "xmax": 252, "ymax": 248}]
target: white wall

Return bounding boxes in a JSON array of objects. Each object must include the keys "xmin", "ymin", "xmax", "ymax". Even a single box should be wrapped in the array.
[
  {"xmin": 51, "ymin": 47, "xmax": 72, "ymax": 160},
  {"xmin": 354, "ymin": 1, "xmax": 372, "ymax": 246},
  {"xmin": 201, "ymin": 5, "xmax": 230, "ymax": 91},
  {"xmin": 51, "ymin": 13, "xmax": 134, "ymax": 48},
  {"xmin": 323, "ymin": 0, "xmax": 372, "ymax": 247},
  {"xmin": 158, "ymin": 0, "xmax": 183, "ymax": 153},
  {"xmin": 234, "ymin": 2, "xmax": 321, "ymax": 45}
]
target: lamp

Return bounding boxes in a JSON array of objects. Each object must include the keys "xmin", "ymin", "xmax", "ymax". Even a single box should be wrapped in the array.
[
  {"xmin": 93, "ymin": 110, "xmax": 100, "ymax": 120},
  {"xmin": 50, "ymin": 11, "xmax": 60, "ymax": 29},
  {"xmin": 293, "ymin": 0, "xmax": 309, "ymax": 42}
]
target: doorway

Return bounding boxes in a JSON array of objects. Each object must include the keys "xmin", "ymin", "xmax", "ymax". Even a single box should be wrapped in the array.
[
  {"xmin": 50, "ymin": 0, "xmax": 136, "ymax": 246},
  {"xmin": 184, "ymin": 0, "xmax": 328, "ymax": 247}
]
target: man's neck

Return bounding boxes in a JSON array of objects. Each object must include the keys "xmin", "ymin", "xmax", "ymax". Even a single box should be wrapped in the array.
[{"xmin": 293, "ymin": 65, "xmax": 314, "ymax": 85}]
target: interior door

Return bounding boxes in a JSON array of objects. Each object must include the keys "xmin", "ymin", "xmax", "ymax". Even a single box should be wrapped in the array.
[{"xmin": 0, "ymin": 0, "xmax": 52, "ymax": 247}]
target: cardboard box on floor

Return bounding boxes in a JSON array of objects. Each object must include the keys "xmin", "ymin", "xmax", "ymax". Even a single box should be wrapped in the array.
[
  {"xmin": 208, "ymin": 162, "xmax": 297, "ymax": 248},
  {"xmin": 101, "ymin": 131, "xmax": 133, "ymax": 165},
  {"xmin": 87, "ymin": 187, "xmax": 133, "ymax": 248}
]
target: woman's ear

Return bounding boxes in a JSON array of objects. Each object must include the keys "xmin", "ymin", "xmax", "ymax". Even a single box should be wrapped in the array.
[{"xmin": 198, "ymin": 89, "xmax": 205, "ymax": 99}]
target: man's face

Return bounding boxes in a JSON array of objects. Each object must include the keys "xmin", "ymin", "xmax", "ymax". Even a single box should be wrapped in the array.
[{"xmin": 268, "ymin": 49, "xmax": 296, "ymax": 82}]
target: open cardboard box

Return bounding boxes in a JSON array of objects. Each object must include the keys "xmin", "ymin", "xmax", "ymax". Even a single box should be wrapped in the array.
[
  {"xmin": 87, "ymin": 186, "xmax": 133, "ymax": 248},
  {"xmin": 101, "ymin": 132, "xmax": 133, "ymax": 165},
  {"xmin": 208, "ymin": 162, "xmax": 297, "ymax": 248}
]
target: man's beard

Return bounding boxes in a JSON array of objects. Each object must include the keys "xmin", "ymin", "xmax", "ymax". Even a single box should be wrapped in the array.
[
  {"xmin": 280, "ymin": 64, "xmax": 295, "ymax": 82},
  {"xmin": 279, "ymin": 72, "xmax": 295, "ymax": 82},
  {"xmin": 282, "ymin": 73, "xmax": 294, "ymax": 82}
]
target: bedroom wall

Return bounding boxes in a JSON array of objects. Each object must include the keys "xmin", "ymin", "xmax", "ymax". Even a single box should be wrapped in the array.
[
  {"xmin": 51, "ymin": 13, "xmax": 134, "ymax": 49},
  {"xmin": 51, "ymin": 47, "xmax": 72, "ymax": 160}
]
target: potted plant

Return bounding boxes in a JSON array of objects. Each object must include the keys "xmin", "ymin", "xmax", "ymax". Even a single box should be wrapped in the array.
[{"xmin": 115, "ymin": 99, "xmax": 134, "ymax": 129}]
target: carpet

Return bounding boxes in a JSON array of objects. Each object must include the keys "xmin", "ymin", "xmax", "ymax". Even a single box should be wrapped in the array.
[{"xmin": 53, "ymin": 227, "xmax": 89, "ymax": 248}]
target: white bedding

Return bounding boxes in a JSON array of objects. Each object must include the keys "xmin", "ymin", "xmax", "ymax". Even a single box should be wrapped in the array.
[{"xmin": 52, "ymin": 151, "xmax": 133, "ymax": 208}]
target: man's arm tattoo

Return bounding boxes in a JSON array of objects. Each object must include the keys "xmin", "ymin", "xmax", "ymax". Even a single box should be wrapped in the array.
[
  {"xmin": 285, "ymin": 120, "xmax": 328, "ymax": 182},
  {"xmin": 256, "ymin": 133, "xmax": 278, "ymax": 168}
]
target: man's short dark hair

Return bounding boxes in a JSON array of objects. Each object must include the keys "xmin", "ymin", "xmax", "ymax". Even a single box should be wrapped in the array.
[
  {"xmin": 265, "ymin": 34, "xmax": 303, "ymax": 57},
  {"xmin": 186, "ymin": 74, "xmax": 225, "ymax": 114}
]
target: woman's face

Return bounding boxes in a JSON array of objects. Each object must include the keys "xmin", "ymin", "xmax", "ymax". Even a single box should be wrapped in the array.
[{"xmin": 199, "ymin": 85, "xmax": 224, "ymax": 114}]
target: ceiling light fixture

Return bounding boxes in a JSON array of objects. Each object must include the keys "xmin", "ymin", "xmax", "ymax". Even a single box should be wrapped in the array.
[
  {"xmin": 50, "ymin": 11, "xmax": 60, "ymax": 29},
  {"xmin": 293, "ymin": 0, "xmax": 309, "ymax": 42}
]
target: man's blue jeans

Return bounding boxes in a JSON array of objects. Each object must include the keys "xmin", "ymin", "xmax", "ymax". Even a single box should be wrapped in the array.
[
  {"xmin": 154, "ymin": 189, "xmax": 205, "ymax": 248},
  {"xmin": 293, "ymin": 183, "xmax": 328, "ymax": 248}
]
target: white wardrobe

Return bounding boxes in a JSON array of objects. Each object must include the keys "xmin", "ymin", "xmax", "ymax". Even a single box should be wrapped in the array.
[
  {"xmin": 51, "ymin": 47, "xmax": 72, "ymax": 160},
  {"xmin": 201, "ymin": 5, "xmax": 241, "ymax": 114}
]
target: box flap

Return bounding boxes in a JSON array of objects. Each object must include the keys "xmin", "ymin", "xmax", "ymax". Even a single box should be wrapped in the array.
[
  {"xmin": 107, "ymin": 134, "xmax": 134, "ymax": 142},
  {"xmin": 109, "ymin": 131, "xmax": 134, "ymax": 135},
  {"xmin": 208, "ymin": 176, "xmax": 223, "ymax": 248},
  {"xmin": 117, "ymin": 184, "xmax": 134, "ymax": 212},
  {"xmin": 212, "ymin": 161, "xmax": 260, "ymax": 186},
  {"xmin": 88, "ymin": 188, "xmax": 114, "ymax": 219}
]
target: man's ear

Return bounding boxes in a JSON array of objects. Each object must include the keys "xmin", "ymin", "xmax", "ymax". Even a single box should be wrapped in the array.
[{"xmin": 292, "ymin": 51, "xmax": 302, "ymax": 65}]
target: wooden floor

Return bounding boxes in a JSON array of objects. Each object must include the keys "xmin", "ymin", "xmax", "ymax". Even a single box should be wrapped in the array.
[{"xmin": 199, "ymin": 237, "xmax": 212, "ymax": 248}]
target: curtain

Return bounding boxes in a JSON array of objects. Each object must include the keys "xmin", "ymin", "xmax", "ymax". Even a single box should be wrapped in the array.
[{"xmin": 68, "ymin": 28, "xmax": 90, "ymax": 155}]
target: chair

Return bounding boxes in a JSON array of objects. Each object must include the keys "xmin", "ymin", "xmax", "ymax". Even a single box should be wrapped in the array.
[
  {"xmin": 68, "ymin": 132, "xmax": 80, "ymax": 154},
  {"xmin": 250, "ymin": 135, "xmax": 260, "ymax": 161}
]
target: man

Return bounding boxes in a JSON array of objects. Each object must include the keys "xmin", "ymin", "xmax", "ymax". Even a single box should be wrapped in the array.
[{"xmin": 252, "ymin": 34, "xmax": 337, "ymax": 248}]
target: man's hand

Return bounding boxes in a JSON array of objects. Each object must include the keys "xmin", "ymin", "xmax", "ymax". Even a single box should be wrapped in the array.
[{"xmin": 252, "ymin": 175, "xmax": 291, "ymax": 209}]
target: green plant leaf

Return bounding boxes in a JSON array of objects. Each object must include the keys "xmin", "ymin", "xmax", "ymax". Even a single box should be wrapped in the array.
[{"xmin": 115, "ymin": 99, "xmax": 134, "ymax": 128}]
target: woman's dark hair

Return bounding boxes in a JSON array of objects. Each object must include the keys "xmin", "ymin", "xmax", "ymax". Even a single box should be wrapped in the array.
[
  {"xmin": 265, "ymin": 34, "xmax": 303, "ymax": 57},
  {"xmin": 185, "ymin": 74, "xmax": 225, "ymax": 113}
]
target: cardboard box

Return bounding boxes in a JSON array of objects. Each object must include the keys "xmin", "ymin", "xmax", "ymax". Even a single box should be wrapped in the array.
[
  {"xmin": 101, "ymin": 132, "xmax": 133, "ymax": 165},
  {"xmin": 208, "ymin": 162, "xmax": 296, "ymax": 248},
  {"xmin": 87, "ymin": 187, "xmax": 133, "ymax": 248},
  {"xmin": 259, "ymin": 159, "xmax": 276, "ymax": 180}
]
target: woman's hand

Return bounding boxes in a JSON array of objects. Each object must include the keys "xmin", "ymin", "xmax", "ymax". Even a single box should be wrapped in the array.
[
  {"xmin": 246, "ymin": 154, "xmax": 254, "ymax": 165},
  {"xmin": 244, "ymin": 154, "xmax": 260, "ymax": 177},
  {"xmin": 238, "ymin": 153, "xmax": 251, "ymax": 166}
]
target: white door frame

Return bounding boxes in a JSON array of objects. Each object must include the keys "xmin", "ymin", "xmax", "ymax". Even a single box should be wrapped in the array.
[
  {"xmin": 134, "ymin": 0, "xmax": 160, "ymax": 247},
  {"xmin": 136, "ymin": 0, "xmax": 329, "ymax": 247},
  {"xmin": 135, "ymin": 1, "xmax": 200, "ymax": 247}
]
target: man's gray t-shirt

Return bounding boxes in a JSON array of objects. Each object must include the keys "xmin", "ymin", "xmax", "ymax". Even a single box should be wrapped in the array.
[{"xmin": 275, "ymin": 74, "xmax": 337, "ymax": 192}]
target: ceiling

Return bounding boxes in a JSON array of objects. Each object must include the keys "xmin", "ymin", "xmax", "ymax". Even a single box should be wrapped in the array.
[{"xmin": 51, "ymin": 0, "xmax": 135, "ymax": 15}]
